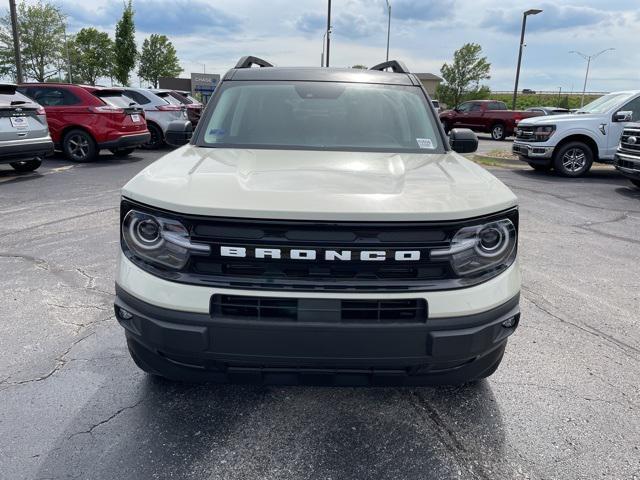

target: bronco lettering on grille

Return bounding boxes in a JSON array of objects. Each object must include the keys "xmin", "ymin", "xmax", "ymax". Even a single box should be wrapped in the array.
[{"xmin": 220, "ymin": 246, "xmax": 421, "ymax": 261}]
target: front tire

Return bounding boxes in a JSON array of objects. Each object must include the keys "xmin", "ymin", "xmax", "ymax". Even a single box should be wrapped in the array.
[
  {"xmin": 553, "ymin": 141, "xmax": 593, "ymax": 177},
  {"xmin": 63, "ymin": 129, "xmax": 97, "ymax": 162},
  {"xmin": 491, "ymin": 123, "xmax": 507, "ymax": 141},
  {"xmin": 527, "ymin": 162, "xmax": 552, "ymax": 172},
  {"xmin": 142, "ymin": 123, "xmax": 164, "ymax": 150},
  {"xmin": 10, "ymin": 158, "xmax": 42, "ymax": 172}
]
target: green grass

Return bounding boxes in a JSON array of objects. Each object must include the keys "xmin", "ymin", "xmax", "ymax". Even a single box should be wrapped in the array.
[{"xmin": 491, "ymin": 93, "xmax": 601, "ymax": 110}]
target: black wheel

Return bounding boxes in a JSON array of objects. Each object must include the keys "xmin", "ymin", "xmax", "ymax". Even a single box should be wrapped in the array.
[
  {"xmin": 142, "ymin": 123, "xmax": 164, "ymax": 150},
  {"xmin": 553, "ymin": 141, "xmax": 593, "ymax": 177},
  {"xmin": 631, "ymin": 179, "xmax": 640, "ymax": 189},
  {"xmin": 10, "ymin": 158, "xmax": 42, "ymax": 172},
  {"xmin": 63, "ymin": 129, "xmax": 97, "ymax": 162},
  {"xmin": 491, "ymin": 123, "xmax": 507, "ymax": 141},
  {"xmin": 110, "ymin": 148, "xmax": 135, "ymax": 157},
  {"xmin": 527, "ymin": 162, "xmax": 552, "ymax": 172}
]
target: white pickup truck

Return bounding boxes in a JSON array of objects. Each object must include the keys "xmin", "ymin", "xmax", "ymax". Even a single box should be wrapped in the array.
[{"xmin": 513, "ymin": 90, "xmax": 640, "ymax": 176}]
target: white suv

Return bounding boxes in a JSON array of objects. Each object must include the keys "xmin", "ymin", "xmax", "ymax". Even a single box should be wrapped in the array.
[
  {"xmin": 115, "ymin": 57, "xmax": 521, "ymax": 385},
  {"xmin": 514, "ymin": 90, "xmax": 640, "ymax": 176}
]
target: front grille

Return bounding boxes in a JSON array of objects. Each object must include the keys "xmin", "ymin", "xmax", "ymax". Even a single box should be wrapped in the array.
[
  {"xmin": 212, "ymin": 294, "xmax": 428, "ymax": 323},
  {"xmin": 515, "ymin": 126, "xmax": 535, "ymax": 141},
  {"xmin": 615, "ymin": 156, "xmax": 640, "ymax": 171},
  {"xmin": 619, "ymin": 129, "xmax": 640, "ymax": 153},
  {"xmin": 121, "ymin": 199, "xmax": 518, "ymax": 292}
]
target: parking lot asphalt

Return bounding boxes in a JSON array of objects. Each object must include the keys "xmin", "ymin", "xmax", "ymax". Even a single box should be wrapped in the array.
[{"xmin": 1, "ymin": 148, "xmax": 639, "ymax": 480}]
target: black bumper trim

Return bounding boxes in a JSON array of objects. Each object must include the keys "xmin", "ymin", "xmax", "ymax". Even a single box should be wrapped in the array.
[
  {"xmin": 98, "ymin": 132, "xmax": 151, "ymax": 150},
  {"xmin": 0, "ymin": 140, "xmax": 54, "ymax": 162},
  {"xmin": 115, "ymin": 285, "xmax": 519, "ymax": 383}
]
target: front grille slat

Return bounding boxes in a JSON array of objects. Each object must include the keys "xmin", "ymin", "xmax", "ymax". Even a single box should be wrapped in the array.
[{"xmin": 212, "ymin": 294, "xmax": 428, "ymax": 323}]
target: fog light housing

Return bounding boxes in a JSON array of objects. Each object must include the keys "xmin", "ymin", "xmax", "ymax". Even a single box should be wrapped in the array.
[
  {"xmin": 501, "ymin": 316, "xmax": 517, "ymax": 328},
  {"xmin": 118, "ymin": 307, "xmax": 133, "ymax": 320}
]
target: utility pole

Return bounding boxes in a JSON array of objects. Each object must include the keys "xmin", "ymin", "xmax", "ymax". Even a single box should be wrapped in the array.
[
  {"xmin": 326, "ymin": 0, "xmax": 331, "ymax": 67},
  {"xmin": 569, "ymin": 49, "xmax": 615, "ymax": 108},
  {"xmin": 512, "ymin": 9, "xmax": 542, "ymax": 110},
  {"xmin": 385, "ymin": 0, "xmax": 391, "ymax": 62},
  {"xmin": 9, "ymin": 0, "xmax": 23, "ymax": 83}
]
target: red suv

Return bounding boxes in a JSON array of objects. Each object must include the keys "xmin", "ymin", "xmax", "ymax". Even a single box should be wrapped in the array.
[{"xmin": 17, "ymin": 84, "xmax": 150, "ymax": 162}]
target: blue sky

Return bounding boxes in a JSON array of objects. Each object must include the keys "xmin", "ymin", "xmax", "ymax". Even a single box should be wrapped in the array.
[{"xmin": 15, "ymin": 0, "xmax": 640, "ymax": 92}]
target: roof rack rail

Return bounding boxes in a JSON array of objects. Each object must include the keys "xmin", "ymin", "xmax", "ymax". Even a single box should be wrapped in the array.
[
  {"xmin": 235, "ymin": 56, "xmax": 273, "ymax": 69},
  {"xmin": 369, "ymin": 60, "xmax": 410, "ymax": 74}
]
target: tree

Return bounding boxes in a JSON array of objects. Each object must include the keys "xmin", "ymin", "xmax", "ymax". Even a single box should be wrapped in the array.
[
  {"xmin": 137, "ymin": 34, "xmax": 182, "ymax": 88},
  {"xmin": 435, "ymin": 43, "xmax": 491, "ymax": 108},
  {"xmin": 113, "ymin": 0, "xmax": 137, "ymax": 86},
  {"xmin": 68, "ymin": 28, "xmax": 113, "ymax": 85},
  {"xmin": 0, "ymin": 1, "xmax": 65, "ymax": 82}
]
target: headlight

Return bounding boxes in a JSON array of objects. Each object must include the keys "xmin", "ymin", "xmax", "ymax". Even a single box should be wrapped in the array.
[
  {"xmin": 533, "ymin": 125, "xmax": 555, "ymax": 141},
  {"xmin": 122, "ymin": 210, "xmax": 209, "ymax": 270},
  {"xmin": 431, "ymin": 219, "xmax": 517, "ymax": 276}
]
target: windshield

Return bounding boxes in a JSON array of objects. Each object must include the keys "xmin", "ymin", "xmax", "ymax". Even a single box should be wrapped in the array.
[
  {"xmin": 577, "ymin": 93, "xmax": 635, "ymax": 114},
  {"xmin": 199, "ymin": 81, "xmax": 442, "ymax": 153}
]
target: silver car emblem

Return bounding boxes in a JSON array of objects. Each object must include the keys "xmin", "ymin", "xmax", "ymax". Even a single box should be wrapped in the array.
[{"xmin": 628, "ymin": 136, "xmax": 637, "ymax": 144}]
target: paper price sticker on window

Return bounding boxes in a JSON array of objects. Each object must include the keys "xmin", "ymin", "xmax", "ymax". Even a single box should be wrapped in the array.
[
  {"xmin": 416, "ymin": 138, "xmax": 434, "ymax": 149},
  {"xmin": 10, "ymin": 117, "xmax": 28, "ymax": 129}
]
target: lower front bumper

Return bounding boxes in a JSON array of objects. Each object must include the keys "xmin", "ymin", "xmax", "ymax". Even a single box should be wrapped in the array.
[
  {"xmin": 614, "ymin": 152, "xmax": 640, "ymax": 180},
  {"xmin": 513, "ymin": 142, "xmax": 554, "ymax": 161},
  {"xmin": 0, "ymin": 139, "xmax": 54, "ymax": 163},
  {"xmin": 99, "ymin": 132, "xmax": 151, "ymax": 150},
  {"xmin": 115, "ymin": 285, "xmax": 520, "ymax": 385}
]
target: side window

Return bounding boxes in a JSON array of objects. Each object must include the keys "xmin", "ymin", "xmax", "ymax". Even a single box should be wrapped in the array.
[
  {"xmin": 469, "ymin": 103, "xmax": 483, "ymax": 112},
  {"xmin": 32, "ymin": 88, "xmax": 80, "ymax": 106},
  {"xmin": 488, "ymin": 102, "xmax": 507, "ymax": 111},
  {"xmin": 620, "ymin": 96, "xmax": 640, "ymax": 122},
  {"xmin": 457, "ymin": 102, "xmax": 471, "ymax": 112}
]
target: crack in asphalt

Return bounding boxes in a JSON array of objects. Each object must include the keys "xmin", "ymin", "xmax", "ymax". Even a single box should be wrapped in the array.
[
  {"xmin": 66, "ymin": 397, "xmax": 147, "ymax": 440},
  {"xmin": 0, "ymin": 206, "xmax": 118, "ymax": 239},
  {"xmin": 522, "ymin": 286, "xmax": 640, "ymax": 358},
  {"xmin": 0, "ymin": 332, "xmax": 96, "ymax": 390},
  {"xmin": 409, "ymin": 390, "xmax": 489, "ymax": 480}
]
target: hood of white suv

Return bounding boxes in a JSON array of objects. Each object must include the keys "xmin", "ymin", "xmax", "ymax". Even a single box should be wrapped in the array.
[
  {"xmin": 518, "ymin": 113, "xmax": 600, "ymax": 126},
  {"xmin": 122, "ymin": 145, "xmax": 517, "ymax": 221}
]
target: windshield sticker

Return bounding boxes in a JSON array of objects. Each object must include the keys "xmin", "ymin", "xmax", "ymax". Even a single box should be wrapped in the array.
[
  {"xmin": 416, "ymin": 138, "xmax": 434, "ymax": 149},
  {"xmin": 209, "ymin": 128, "xmax": 226, "ymax": 136}
]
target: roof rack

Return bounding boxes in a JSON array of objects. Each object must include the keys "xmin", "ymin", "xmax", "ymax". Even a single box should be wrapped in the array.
[
  {"xmin": 235, "ymin": 56, "xmax": 273, "ymax": 69},
  {"xmin": 369, "ymin": 60, "xmax": 410, "ymax": 74}
]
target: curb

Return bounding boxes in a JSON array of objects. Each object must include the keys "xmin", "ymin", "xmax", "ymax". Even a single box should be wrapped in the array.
[{"xmin": 468, "ymin": 154, "xmax": 524, "ymax": 168}]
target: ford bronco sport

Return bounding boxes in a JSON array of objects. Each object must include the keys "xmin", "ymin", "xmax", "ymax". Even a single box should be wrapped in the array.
[{"xmin": 115, "ymin": 57, "xmax": 521, "ymax": 385}]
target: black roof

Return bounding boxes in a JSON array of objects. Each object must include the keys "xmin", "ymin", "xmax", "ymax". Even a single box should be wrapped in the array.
[{"xmin": 226, "ymin": 67, "xmax": 417, "ymax": 86}]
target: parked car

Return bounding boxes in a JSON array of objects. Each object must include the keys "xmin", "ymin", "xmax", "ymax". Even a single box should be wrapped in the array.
[
  {"xmin": 431, "ymin": 99, "xmax": 441, "ymax": 114},
  {"xmin": 17, "ymin": 83, "xmax": 149, "ymax": 162},
  {"xmin": 0, "ymin": 83, "xmax": 53, "ymax": 172},
  {"xmin": 526, "ymin": 106, "xmax": 570, "ymax": 116},
  {"xmin": 513, "ymin": 90, "xmax": 640, "ymax": 176},
  {"xmin": 439, "ymin": 100, "xmax": 542, "ymax": 140},
  {"xmin": 121, "ymin": 87, "xmax": 188, "ymax": 149},
  {"xmin": 167, "ymin": 90, "xmax": 204, "ymax": 126},
  {"xmin": 115, "ymin": 57, "xmax": 521, "ymax": 385},
  {"xmin": 522, "ymin": 89, "xmax": 536, "ymax": 94},
  {"xmin": 613, "ymin": 123, "xmax": 640, "ymax": 189}
]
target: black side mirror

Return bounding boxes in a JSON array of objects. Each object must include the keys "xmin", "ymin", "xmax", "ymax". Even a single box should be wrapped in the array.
[
  {"xmin": 614, "ymin": 111, "xmax": 633, "ymax": 122},
  {"xmin": 165, "ymin": 120, "xmax": 193, "ymax": 147},
  {"xmin": 449, "ymin": 128, "xmax": 478, "ymax": 154}
]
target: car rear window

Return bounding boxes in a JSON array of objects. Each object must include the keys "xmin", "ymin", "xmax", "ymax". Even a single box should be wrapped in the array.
[
  {"xmin": 200, "ymin": 81, "xmax": 442, "ymax": 153},
  {"xmin": 156, "ymin": 92, "xmax": 183, "ymax": 106},
  {"xmin": 94, "ymin": 92, "xmax": 138, "ymax": 108}
]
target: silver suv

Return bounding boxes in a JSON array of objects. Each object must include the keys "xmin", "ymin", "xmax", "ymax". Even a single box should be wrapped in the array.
[
  {"xmin": 121, "ymin": 87, "xmax": 187, "ymax": 149},
  {"xmin": 0, "ymin": 84, "xmax": 53, "ymax": 172}
]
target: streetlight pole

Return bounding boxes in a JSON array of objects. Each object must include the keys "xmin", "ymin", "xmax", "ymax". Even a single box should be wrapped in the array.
[
  {"xmin": 569, "ymin": 49, "xmax": 615, "ymax": 108},
  {"xmin": 512, "ymin": 8, "xmax": 542, "ymax": 110},
  {"xmin": 321, "ymin": 30, "xmax": 329, "ymax": 67},
  {"xmin": 325, "ymin": 0, "xmax": 331, "ymax": 67},
  {"xmin": 9, "ymin": 0, "xmax": 23, "ymax": 83},
  {"xmin": 385, "ymin": 0, "xmax": 391, "ymax": 62}
]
